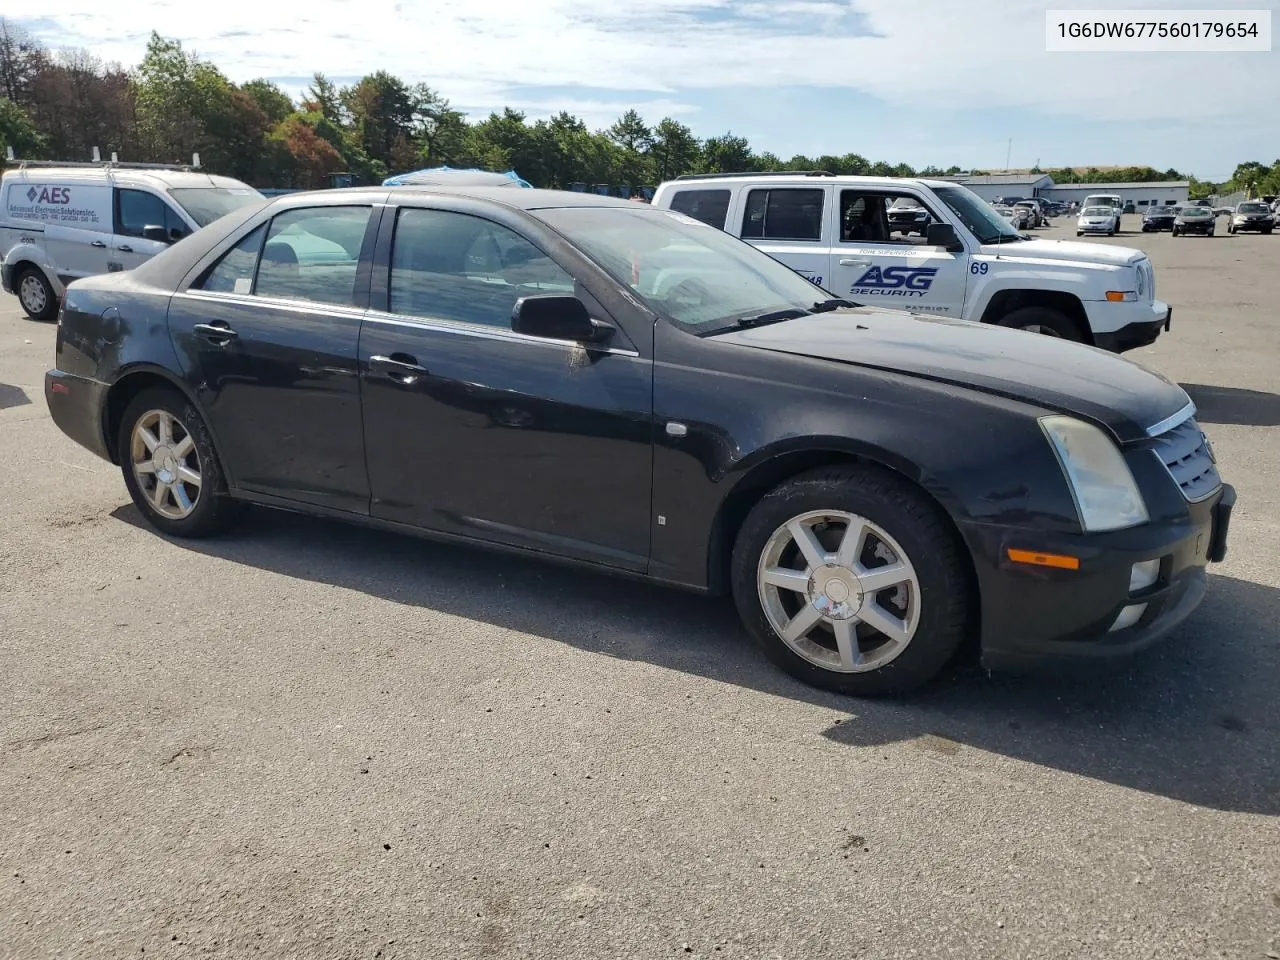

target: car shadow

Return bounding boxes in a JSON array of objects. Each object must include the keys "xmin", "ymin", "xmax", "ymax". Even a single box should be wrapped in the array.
[
  {"xmin": 110, "ymin": 504, "xmax": 1280, "ymax": 816},
  {"xmin": 1182, "ymin": 383, "xmax": 1280, "ymax": 427},
  {"xmin": 0, "ymin": 383, "xmax": 31, "ymax": 411}
]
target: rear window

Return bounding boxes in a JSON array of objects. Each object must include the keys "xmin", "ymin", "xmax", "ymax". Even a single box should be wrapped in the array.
[
  {"xmin": 741, "ymin": 188, "xmax": 825, "ymax": 241},
  {"xmin": 667, "ymin": 189, "xmax": 731, "ymax": 229}
]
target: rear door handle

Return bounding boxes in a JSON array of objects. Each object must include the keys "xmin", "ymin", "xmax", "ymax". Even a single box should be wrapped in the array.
[
  {"xmin": 118, "ymin": 244, "xmax": 133, "ymax": 253},
  {"xmin": 90, "ymin": 240, "xmax": 107, "ymax": 248},
  {"xmin": 193, "ymin": 321, "xmax": 238, "ymax": 344},
  {"xmin": 370, "ymin": 353, "xmax": 428, "ymax": 383},
  {"xmin": 839, "ymin": 258, "xmax": 871, "ymax": 266}
]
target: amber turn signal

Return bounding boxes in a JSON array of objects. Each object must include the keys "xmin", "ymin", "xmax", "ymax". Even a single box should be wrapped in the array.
[{"xmin": 1007, "ymin": 548, "xmax": 1081, "ymax": 570}]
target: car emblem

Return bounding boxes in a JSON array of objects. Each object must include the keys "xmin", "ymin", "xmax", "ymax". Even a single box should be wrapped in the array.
[
  {"xmin": 1201, "ymin": 432, "xmax": 1216, "ymax": 463},
  {"xmin": 26, "ymin": 187, "xmax": 38, "ymax": 202}
]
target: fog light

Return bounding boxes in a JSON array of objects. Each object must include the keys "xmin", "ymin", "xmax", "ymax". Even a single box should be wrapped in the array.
[
  {"xmin": 1130, "ymin": 559, "xmax": 1160, "ymax": 593},
  {"xmin": 1110, "ymin": 603, "xmax": 1147, "ymax": 632}
]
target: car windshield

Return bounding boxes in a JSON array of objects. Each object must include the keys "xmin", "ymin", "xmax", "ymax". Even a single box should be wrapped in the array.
[
  {"xmin": 1082, "ymin": 207, "xmax": 1110, "ymax": 216},
  {"xmin": 932, "ymin": 184, "xmax": 1022, "ymax": 244},
  {"xmin": 1180, "ymin": 207, "xmax": 1210, "ymax": 217},
  {"xmin": 168, "ymin": 186, "xmax": 264, "ymax": 227},
  {"xmin": 1239, "ymin": 203, "xmax": 1269, "ymax": 213},
  {"xmin": 536, "ymin": 206, "xmax": 837, "ymax": 332},
  {"xmin": 1148, "ymin": 207, "xmax": 1173, "ymax": 215}
]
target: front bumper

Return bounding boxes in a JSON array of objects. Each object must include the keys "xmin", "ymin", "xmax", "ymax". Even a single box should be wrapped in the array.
[
  {"xmin": 1231, "ymin": 219, "xmax": 1274, "ymax": 232},
  {"xmin": 45, "ymin": 369, "xmax": 112, "ymax": 462},
  {"xmin": 1176, "ymin": 222, "xmax": 1214, "ymax": 234},
  {"xmin": 1078, "ymin": 222, "xmax": 1113, "ymax": 233},
  {"xmin": 967, "ymin": 483, "xmax": 1234, "ymax": 674},
  {"xmin": 1088, "ymin": 299, "xmax": 1171, "ymax": 351}
]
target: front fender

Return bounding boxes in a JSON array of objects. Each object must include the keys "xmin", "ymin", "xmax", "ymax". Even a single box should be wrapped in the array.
[{"xmin": 966, "ymin": 268, "xmax": 1099, "ymax": 321}]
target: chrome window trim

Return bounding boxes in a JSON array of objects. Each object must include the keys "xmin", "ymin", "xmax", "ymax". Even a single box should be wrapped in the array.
[{"xmin": 363, "ymin": 308, "xmax": 642, "ymax": 357}]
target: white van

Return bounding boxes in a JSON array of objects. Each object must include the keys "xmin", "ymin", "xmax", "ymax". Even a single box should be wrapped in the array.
[
  {"xmin": 1, "ymin": 160, "xmax": 263, "ymax": 320},
  {"xmin": 651, "ymin": 173, "xmax": 1170, "ymax": 352}
]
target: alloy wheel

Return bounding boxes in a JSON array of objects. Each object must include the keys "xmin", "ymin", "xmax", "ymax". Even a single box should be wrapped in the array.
[
  {"xmin": 130, "ymin": 409, "xmax": 203, "ymax": 520},
  {"xmin": 19, "ymin": 274, "xmax": 47, "ymax": 315},
  {"xmin": 756, "ymin": 509, "xmax": 920, "ymax": 673}
]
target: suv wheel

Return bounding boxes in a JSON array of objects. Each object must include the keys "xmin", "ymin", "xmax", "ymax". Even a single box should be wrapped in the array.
[
  {"xmin": 118, "ymin": 387, "xmax": 245, "ymax": 538},
  {"xmin": 997, "ymin": 306, "xmax": 1082, "ymax": 341},
  {"xmin": 16, "ymin": 266, "xmax": 57, "ymax": 321},
  {"xmin": 731, "ymin": 465, "xmax": 971, "ymax": 696}
]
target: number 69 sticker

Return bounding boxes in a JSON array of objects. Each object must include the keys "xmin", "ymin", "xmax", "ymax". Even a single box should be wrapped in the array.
[{"xmin": 970, "ymin": 262, "xmax": 989, "ymax": 275}]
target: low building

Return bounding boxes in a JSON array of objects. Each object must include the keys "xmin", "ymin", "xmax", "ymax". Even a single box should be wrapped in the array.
[
  {"xmin": 1041, "ymin": 181, "xmax": 1190, "ymax": 208},
  {"xmin": 935, "ymin": 173, "xmax": 1054, "ymax": 202}
]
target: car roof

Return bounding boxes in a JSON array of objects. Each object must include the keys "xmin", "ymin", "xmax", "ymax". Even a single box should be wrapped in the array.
[
  {"xmin": 657, "ymin": 174, "xmax": 955, "ymax": 191},
  {"xmin": 1, "ymin": 166, "xmax": 248, "ymax": 190},
  {"xmin": 272, "ymin": 184, "xmax": 643, "ymax": 212}
]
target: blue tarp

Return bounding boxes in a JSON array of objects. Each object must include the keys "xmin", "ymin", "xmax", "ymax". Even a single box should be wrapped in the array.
[{"xmin": 382, "ymin": 166, "xmax": 533, "ymax": 188}]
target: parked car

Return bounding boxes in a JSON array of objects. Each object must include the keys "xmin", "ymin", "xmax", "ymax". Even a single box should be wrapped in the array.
[
  {"xmin": 43, "ymin": 186, "xmax": 1234, "ymax": 696},
  {"xmin": 1172, "ymin": 206, "xmax": 1216, "ymax": 237},
  {"xmin": 652, "ymin": 173, "xmax": 1170, "ymax": 352},
  {"xmin": 1077, "ymin": 204, "xmax": 1120, "ymax": 237},
  {"xmin": 1142, "ymin": 206, "xmax": 1179, "ymax": 232},
  {"xmin": 1227, "ymin": 201, "xmax": 1275, "ymax": 235},
  {"xmin": 886, "ymin": 197, "xmax": 931, "ymax": 237},
  {"xmin": 996, "ymin": 204, "xmax": 1033, "ymax": 230},
  {"xmin": 0, "ymin": 159, "xmax": 263, "ymax": 321},
  {"xmin": 1013, "ymin": 200, "xmax": 1044, "ymax": 227}
]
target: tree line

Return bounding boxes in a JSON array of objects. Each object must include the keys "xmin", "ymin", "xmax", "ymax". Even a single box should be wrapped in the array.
[{"xmin": 0, "ymin": 20, "xmax": 1266, "ymax": 198}]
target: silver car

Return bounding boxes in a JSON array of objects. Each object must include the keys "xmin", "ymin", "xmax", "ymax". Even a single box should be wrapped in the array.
[{"xmin": 1077, "ymin": 205, "xmax": 1119, "ymax": 236}]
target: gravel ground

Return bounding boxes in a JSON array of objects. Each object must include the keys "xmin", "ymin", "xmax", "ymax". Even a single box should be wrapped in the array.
[{"xmin": 1, "ymin": 215, "xmax": 1278, "ymax": 959}]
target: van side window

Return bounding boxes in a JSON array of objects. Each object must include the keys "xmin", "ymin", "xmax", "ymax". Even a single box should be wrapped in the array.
[
  {"xmin": 667, "ymin": 189, "xmax": 731, "ymax": 229},
  {"xmin": 196, "ymin": 224, "xmax": 268, "ymax": 294},
  {"xmin": 116, "ymin": 189, "xmax": 188, "ymax": 241},
  {"xmin": 839, "ymin": 191, "xmax": 937, "ymax": 246},
  {"xmin": 741, "ymin": 188, "xmax": 824, "ymax": 241}
]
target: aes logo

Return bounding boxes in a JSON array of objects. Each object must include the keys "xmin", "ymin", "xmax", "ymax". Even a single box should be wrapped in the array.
[
  {"xmin": 851, "ymin": 265, "xmax": 938, "ymax": 298},
  {"xmin": 26, "ymin": 185, "xmax": 72, "ymax": 204}
]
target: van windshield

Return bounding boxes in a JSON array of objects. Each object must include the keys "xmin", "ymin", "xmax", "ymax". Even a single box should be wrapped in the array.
[{"xmin": 168, "ymin": 186, "xmax": 263, "ymax": 227}]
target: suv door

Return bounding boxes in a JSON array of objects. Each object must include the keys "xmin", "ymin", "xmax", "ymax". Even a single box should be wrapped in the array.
[
  {"xmin": 829, "ymin": 189, "xmax": 968, "ymax": 319},
  {"xmin": 111, "ymin": 187, "xmax": 192, "ymax": 272},
  {"xmin": 359, "ymin": 203, "xmax": 654, "ymax": 571},
  {"xmin": 167, "ymin": 203, "xmax": 379, "ymax": 513},
  {"xmin": 736, "ymin": 185, "xmax": 831, "ymax": 287}
]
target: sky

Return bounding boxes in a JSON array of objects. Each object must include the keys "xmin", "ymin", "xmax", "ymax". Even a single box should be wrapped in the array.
[{"xmin": 13, "ymin": 0, "xmax": 1279, "ymax": 181}]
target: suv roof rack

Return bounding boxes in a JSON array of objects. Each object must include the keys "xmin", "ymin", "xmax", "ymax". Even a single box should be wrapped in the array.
[
  {"xmin": 4, "ymin": 146, "xmax": 202, "ymax": 171},
  {"xmin": 673, "ymin": 170, "xmax": 836, "ymax": 180}
]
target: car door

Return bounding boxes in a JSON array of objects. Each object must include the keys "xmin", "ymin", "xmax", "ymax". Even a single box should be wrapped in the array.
[
  {"xmin": 110, "ymin": 187, "xmax": 192, "ymax": 272},
  {"xmin": 829, "ymin": 188, "xmax": 968, "ymax": 319},
  {"xmin": 167, "ymin": 203, "xmax": 379, "ymax": 514},
  {"xmin": 736, "ymin": 185, "xmax": 832, "ymax": 288},
  {"xmin": 27, "ymin": 182, "xmax": 115, "ymax": 284},
  {"xmin": 359, "ymin": 203, "xmax": 654, "ymax": 572}
]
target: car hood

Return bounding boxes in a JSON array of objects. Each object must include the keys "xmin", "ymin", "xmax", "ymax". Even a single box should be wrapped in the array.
[
  {"xmin": 982, "ymin": 237, "xmax": 1144, "ymax": 266},
  {"xmin": 715, "ymin": 309, "xmax": 1189, "ymax": 443}
]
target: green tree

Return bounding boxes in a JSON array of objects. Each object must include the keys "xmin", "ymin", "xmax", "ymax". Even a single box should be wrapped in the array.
[
  {"xmin": 341, "ymin": 71, "xmax": 414, "ymax": 172},
  {"xmin": 304, "ymin": 72, "xmax": 342, "ymax": 124},
  {"xmin": 0, "ymin": 95, "xmax": 45, "ymax": 157},
  {"xmin": 133, "ymin": 33, "xmax": 205, "ymax": 162},
  {"xmin": 0, "ymin": 18, "xmax": 46, "ymax": 105},
  {"xmin": 242, "ymin": 79, "xmax": 294, "ymax": 126},
  {"xmin": 647, "ymin": 117, "xmax": 699, "ymax": 182},
  {"xmin": 700, "ymin": 133, "xmax": 753, "ymax": 173}
]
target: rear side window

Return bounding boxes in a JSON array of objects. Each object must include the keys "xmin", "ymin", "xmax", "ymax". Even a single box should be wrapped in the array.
[
  {"xmin": 667, "ymin": 189, "xmax": 731, "ymax": 229},
  {"xmin": 741, "ymin": 188, "xmax": 824, "ymax": 241},
  {"xmin": 253, "ymin": 206, "xmax": 373, "ymax": 306},
  {"xmin": 197, "ymin": 224, "xmax": 267, "ymax": 293},
  {"xmin": 389, "ymin": 208, "xmax": 574, "ymax": 328}
]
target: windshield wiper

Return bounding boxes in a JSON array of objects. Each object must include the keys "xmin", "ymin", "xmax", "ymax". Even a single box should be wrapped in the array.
[
  {"xmin": 980, "ymin": 234, "xmax": 1027, "ymax": 245},
  {"xmin": 811, "ymin": 298, "xmax": 858, "ymax": 312},
  {"xmin": 734, "ymin": 307, "xmax": 811, "ymax": 328}
]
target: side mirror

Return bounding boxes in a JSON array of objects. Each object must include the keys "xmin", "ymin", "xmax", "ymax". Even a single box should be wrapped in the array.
[
  {"xmin": 142, "ymin": 225, "xmax": 170, "ymax": 244},
  {"xmin": 511, "ymin": 295, "xmax": 614, "ymax": 343},
  {"xmin": 169, "ymin": 226, "xmax": 189, "ymax": 242},
  {"xmin": 926, "ymin": 222, "xmax": 963, "ymax": 250}
]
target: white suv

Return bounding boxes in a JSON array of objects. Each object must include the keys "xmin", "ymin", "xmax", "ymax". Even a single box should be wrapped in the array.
[
  {"xmin": 1, "ymin": 160, "xmax": 262, "ymax": 320},
  {"xmin": 651, "ymin": 173, "xmax": 1170, "ymax": 352}
]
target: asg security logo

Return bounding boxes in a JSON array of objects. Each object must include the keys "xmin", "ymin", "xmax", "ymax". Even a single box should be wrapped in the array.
[{"xmin": 851, "ymin": 265, "xmax": 937, "ymax": 298}]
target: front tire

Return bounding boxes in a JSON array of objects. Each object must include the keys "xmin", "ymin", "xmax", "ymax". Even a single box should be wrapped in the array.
[
  {"xmin": 16, "ymin": 266, "xmax": 57, "ymax": 321},
  {"xmin": 118, "ymin": 387, "xmax": 244, "ymax": 538},
  {"xmin": 998, "ymin": 305, "xmax": 1083, "ymax": 341},
  {"xmin": 730, "ymin": 465, "xmax": 971, "ymax": 697}
]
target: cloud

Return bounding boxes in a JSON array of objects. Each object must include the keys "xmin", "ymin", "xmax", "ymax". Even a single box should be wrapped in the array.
[{"xmin": 12, "ymin": 0, "xmax": 1274, "ymax": 133}]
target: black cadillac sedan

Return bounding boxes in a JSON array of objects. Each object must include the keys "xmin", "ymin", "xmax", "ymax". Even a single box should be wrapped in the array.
[
  {"xmin": 1171, "ymin": 206, "xmax": 1217, "ymax": 237},
  {"xmin": 45, "ymin": 187, "xmax": 1235, "ymax": 696},
  {"xmin": 1141, "ymin": 206, "xmax": 1178, "ymax": 232}
]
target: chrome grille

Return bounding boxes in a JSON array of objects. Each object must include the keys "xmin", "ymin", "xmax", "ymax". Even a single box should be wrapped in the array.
[
  {"xmin": 1152, "ymin": 417, "xmax": 1220, "ymax": 502},
  {"xmin": 1138, "ymin": 259, "xmax": 1155, "ymax": 300}
]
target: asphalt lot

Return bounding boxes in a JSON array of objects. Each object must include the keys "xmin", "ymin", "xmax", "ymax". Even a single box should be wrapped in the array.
[{"xmin": 2, "ymin": 214, "xmax": 1278, "ymax": 960}]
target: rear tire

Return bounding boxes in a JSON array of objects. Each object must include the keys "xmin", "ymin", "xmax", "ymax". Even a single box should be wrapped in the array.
[
  {"xmin": 118, "ymin": 387, "xmax": 245, "ymax": 538},
  {"xmin": 16, "ymin": 266, "xmax": 57, "ymax": 322},
  {"xmin": 997, "ymin": 305, "xmax": 1083, "ymax": 341},
  {"xmin": 730, "ymin": 465, "xmax": 971, "ymax": 697}
]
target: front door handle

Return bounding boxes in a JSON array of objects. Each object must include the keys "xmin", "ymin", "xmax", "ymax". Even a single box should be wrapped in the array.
[
  {"xmin": 118, "ymin": 244, "xmax": 133, "ymax": 253},
  {"xmin": 370, "ymin": 353, "xmax": 428, "ymax": 384},
  {"xmin": 839, "ymin": 258, "xmax": 871, "ymax": 266},
  {"xmin": 90, "ymin": 239, "xmax": 107, "ymax": 248},
  {"xmin": 193, "ymin": 321, "xmax": 238, "ymax": 344}
]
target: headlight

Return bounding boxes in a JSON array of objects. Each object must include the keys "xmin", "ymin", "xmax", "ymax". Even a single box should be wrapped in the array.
[{"xmin": 1039, "ymin": 415, "xmax": 1149, "ymax": 532}]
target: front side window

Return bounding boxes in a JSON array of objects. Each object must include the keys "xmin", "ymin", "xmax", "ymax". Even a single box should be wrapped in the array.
[
  {"xmin": 116, "ymin": 188, "xmax": 188, "ymax": 241},
  {"xmin": 840, "ymin": 191, "xmax": 937, "ymax": 245},
  {"xmin": 741, "ymin": 188, "xmax": 824, "ymax": 241},
  {"xmin": 389, "ymin": 208, "xmax": 575, "ymax": 328},
  {"xmin": 253, "ymin": 206, "xmax": 373, "ymax": 306},
  {"xmin": 667, "ymin": 189, "xmax": 731, "ymax": 229}
]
